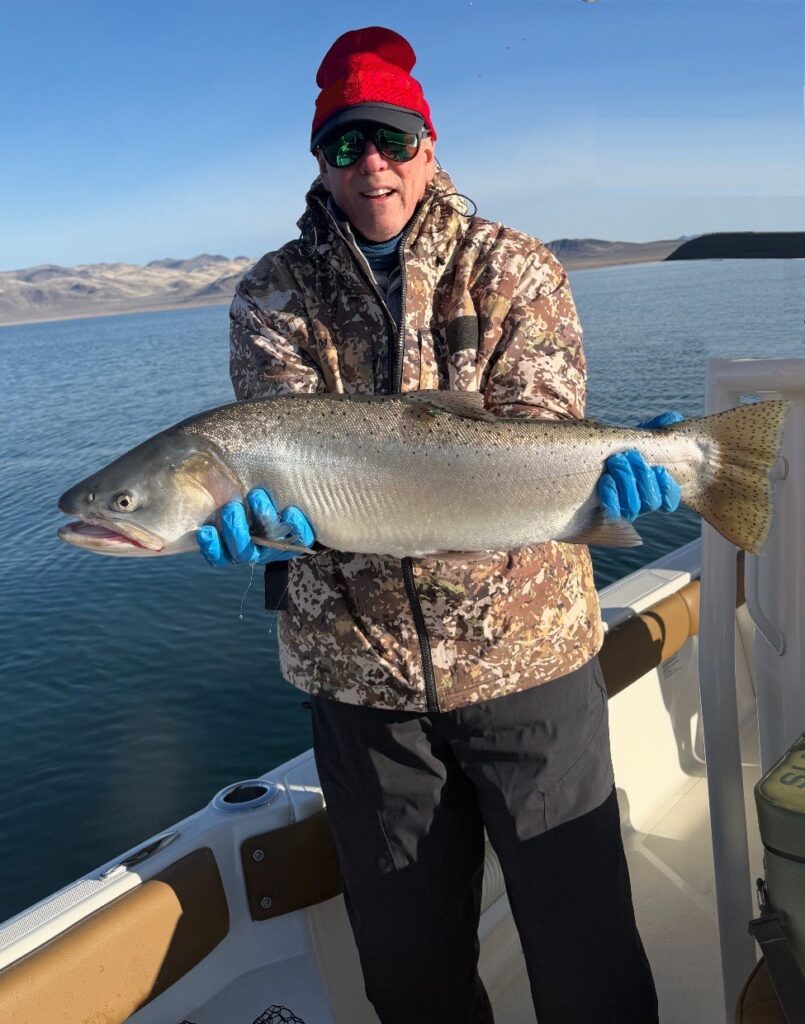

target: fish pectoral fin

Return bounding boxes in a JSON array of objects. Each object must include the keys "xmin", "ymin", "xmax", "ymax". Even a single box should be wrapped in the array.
[
  {"xmin": 251, "ymin": 536, "xmax": 317, "ymax": 555},
  {"xmin": 402, "ymin": 390, "xmax": 498, "ymax": 421},
  {"xmin": 562, "ymin": 512, "xmax": 643, "ymax": 548},
  {"xmin": 250, "ymin": 508, "xmax": 317, "ymax": 555}
]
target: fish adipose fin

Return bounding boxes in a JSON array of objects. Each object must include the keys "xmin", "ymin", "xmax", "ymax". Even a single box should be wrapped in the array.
[
  {"xmin": 674, "ymin": 399, "xmax": 788, "ymax": 554},
  {"xmin": 564, "ymin": 512, "xmax": 643, "ymax": 548}
]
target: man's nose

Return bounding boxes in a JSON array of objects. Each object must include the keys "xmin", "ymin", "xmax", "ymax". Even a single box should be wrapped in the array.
[{"xmin": 358, "ymin": 141, "xmax": 388, "ymax": 173}]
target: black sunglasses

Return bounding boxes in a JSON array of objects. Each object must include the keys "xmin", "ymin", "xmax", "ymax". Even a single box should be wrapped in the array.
[{"xmin": 319, "ymin": 125, "xmax": 429, "ymax": 168}]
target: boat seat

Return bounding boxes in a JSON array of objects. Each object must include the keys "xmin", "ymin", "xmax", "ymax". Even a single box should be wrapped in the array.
[
  {"xmin": 735, "ymin": 958, "xmax": 786, "ymax": 1023},
  {"xmin": 0, "ymin": 848, "xmax": 228, "ymax": 1024}
]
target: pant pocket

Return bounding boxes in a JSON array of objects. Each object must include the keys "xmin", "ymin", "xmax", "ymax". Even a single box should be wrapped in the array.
[{"xmin": 542, "ymin": 669, "xmax": 615, "ymax": 831}]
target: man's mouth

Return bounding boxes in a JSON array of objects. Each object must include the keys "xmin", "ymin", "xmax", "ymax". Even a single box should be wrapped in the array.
[{"xmin": 360, "ymin": 188, "xmax": 395, "ymax": 202}]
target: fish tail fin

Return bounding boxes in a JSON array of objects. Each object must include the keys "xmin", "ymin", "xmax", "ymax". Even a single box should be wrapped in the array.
[{"xmin": 673, "ymin": 400, "xmax": 788, "ymax": 554}]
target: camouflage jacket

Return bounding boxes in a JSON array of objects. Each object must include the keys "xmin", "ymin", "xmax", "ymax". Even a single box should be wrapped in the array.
[{"xmin": 230, "ymin": 168, "xmax": 603, "ymax": 712}]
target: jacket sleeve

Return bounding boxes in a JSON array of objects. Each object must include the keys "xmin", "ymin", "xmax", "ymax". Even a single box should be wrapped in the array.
[
  {"xmin": 483, "ymin": 244, "xmax": 586, "ymax": 421},
  {"xmin": 229, "ymin": 252, "xmax": 325, "ymax": 401}
]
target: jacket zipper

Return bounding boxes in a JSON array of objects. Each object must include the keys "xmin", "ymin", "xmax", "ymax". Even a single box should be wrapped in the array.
[
  {"xmin": 320, "ymin": 201, "xmax": 440, "ymax": 713},
  {"xmin": 401, "ymin": 556, "xmax": 439, "ymax": 712},
  {"xmin": 393, "ymin": 235, "xmax": 440, "ymax": 714}
]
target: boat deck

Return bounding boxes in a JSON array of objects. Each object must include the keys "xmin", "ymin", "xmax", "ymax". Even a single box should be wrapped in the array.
[{"xmin": 481, "ymin": 720, "xmax": 763, "ymax": 1023}]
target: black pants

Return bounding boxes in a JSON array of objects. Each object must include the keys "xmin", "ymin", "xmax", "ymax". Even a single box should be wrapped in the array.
[{"xmin": 310, "ymin": 658, "xmax": 658, "ymax": 1024}]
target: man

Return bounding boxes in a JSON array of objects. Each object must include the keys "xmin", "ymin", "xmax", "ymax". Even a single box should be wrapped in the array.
[{"xmin": 199, "ymin": 26, "xmax": 679, "ymax": 1024}]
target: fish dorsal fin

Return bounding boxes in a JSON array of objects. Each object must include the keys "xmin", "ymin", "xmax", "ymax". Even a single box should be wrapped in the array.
[{"xmin": 402, "ymin": 390, "xmax": 497, "ymax": 422}]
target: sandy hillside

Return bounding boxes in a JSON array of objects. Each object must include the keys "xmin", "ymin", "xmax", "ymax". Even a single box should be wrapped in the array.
[
  {"xmin": 0, "ymin": 239, "xmax": 687, "ymax": 327},
  {"xmin": 0, "ymin": 254, "xmax": 254, "ymax": 327}
]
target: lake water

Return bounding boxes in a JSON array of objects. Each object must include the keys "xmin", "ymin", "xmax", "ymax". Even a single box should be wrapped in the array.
[{"xmin": 1, "ymin": 258, "xmax": 803, "ymax": 924}]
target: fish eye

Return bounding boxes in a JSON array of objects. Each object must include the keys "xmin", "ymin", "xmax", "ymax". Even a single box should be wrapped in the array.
[{"xmin": 111, "ymin": 492, "xmax": 136, "ymax": 513}]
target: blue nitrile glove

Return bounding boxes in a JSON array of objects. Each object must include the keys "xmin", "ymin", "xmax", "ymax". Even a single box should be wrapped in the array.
[
  {"xmin": 197, "ymin": 488, "xmax": 315, "ymax": 568},
  {"xmin": 598, "ymin": 412, "xmax": 684, "ymax": 521}
]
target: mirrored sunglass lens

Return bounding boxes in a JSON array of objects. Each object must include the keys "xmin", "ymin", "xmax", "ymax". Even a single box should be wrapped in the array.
[
  {"xmin": 324, "ymin": 129, "xmax": 365, "ymax": 167},
  {"xmin": 321, "ymin": 127, "xmax": 420, "ymax": 166},
  {"xmin": 377, "ymin": 129, "xmax": 418, "ymax": 161}
]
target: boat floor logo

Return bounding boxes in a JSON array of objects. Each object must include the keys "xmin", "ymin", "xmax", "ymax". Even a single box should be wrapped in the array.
[{"xmin": 179, "ymin": 1007, "xmax": 305, "ymax": 1024}]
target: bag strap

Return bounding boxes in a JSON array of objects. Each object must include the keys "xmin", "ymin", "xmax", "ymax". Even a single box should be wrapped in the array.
[{"xmin": 748, "ymin": 878, "xmax": 805, "ymax": 1024}]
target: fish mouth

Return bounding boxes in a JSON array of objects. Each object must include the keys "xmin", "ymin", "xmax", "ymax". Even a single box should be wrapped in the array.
[{"xmin": 57, "ymin": 518, "xmax": 165, "ymax": 552}]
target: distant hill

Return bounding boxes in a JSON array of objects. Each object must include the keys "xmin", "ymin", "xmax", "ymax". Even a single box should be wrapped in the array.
[
  {"xmin": 665, "ymin": 232, "xmax": 805, "ymax": 260},
  {"xmin": 546, "ymin": 237, "xmax": 688, "ymax": 269},
  {"xmin": 0, "ymin": 237, "xmax": 700, "ymax": 327},
  {"xmin": 0, "ymin": 255, "xmax": 254, "ymax": 326},
  {"xmin": 145, "ymin": 253, "xmax": 248, "ymax": 272}
]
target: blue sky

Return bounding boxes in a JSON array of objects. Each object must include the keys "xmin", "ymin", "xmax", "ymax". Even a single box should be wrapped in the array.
[{"xmin": 1, "ymin": 0, "xmax": 803, "ymax": 270}]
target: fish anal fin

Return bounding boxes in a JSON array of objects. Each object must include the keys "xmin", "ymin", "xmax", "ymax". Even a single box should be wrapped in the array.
[
  {"xmin": 563, "ymin": 512, "xmax": 643, "ymax": 548},
  {"xmin": 427, "ymin": 550, "xmax": 494, "ymax": 562}
]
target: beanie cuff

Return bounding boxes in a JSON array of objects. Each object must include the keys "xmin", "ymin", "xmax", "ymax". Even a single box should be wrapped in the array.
[{"xmin": 311, "ymin": 103, "xmax": 427, "ymax": 150}]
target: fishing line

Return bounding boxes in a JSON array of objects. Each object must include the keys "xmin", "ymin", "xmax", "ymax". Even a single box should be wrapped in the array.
[
  {"xmin": 235, "ymin": 564, "xmax": 290, "ymax": 632},
  {"xmin": 267, "ymin": 578, "xmax": 292, "ymax": 637},
  {"xmin": 238, "ymin": 564, "xmax": 257, "ymax": 620}
]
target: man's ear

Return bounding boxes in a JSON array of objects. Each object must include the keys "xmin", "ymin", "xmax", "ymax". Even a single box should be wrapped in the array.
[
  {"xmin": 314, "ymin": 150, "xmax": 331, "ymax": 191},
  {"xmin": 423, "ymin": 138, "xmax": 437, "ymax": 186}
]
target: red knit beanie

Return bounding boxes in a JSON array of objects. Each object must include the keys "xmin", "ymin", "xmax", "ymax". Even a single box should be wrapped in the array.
[{"xmin": 311, "ymin": 27, "xmax": 436, "ymax": 149}]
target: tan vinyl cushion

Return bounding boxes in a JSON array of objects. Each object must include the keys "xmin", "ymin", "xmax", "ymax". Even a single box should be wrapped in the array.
[
  {"xmin": 600, "ymin": 557, "xmax": 744, "ymax": 700},
  {"xmin": 599, "ymin": 581, "xmax": 700, "ymax": 698},
  {"xmin": 735, "ymin": 958, "xmax": 786, "ymax": 1024},
  {"xmin": 0, "ymin": 847, "xmax": 228, "ymax": 1024}
]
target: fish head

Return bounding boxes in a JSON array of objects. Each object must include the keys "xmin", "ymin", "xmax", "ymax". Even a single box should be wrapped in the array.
[{"xmin": 57, "ymin": 429, "xmax": 243, "ymax": 556}]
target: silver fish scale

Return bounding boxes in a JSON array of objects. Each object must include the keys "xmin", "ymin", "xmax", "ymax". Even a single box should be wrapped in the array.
[{"xmin": 179, "ymin": 395, "xmax": 710, "ymax": 558}]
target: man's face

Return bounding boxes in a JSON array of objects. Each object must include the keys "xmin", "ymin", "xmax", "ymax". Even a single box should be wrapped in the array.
[{"xmin": 316, "ymin": 124, "xmax": 436, "ymax": 242}]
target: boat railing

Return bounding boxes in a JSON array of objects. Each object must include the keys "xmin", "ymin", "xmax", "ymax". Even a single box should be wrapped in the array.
[{"xmin": 700, "ymin": 356, "xmax": 805, "ymax": 1023}]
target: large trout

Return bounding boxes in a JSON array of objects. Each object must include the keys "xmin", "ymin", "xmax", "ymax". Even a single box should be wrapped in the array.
[{"xmin": 57, "ymin": 391, "xmax": 787, "ymax": 558}]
